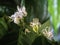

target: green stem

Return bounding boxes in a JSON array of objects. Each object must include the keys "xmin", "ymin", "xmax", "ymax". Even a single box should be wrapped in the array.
[{"xmin": 21, "ymin": 0, "xmax": 25, "ymax": 7}]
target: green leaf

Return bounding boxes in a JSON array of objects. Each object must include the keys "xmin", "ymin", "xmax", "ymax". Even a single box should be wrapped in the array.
[
  {"xmin": 0, "ymin": 18, "xmax": 8, "ymax": 39},
  {"xmin": 0, "ymin": 17, "xmax": 8, "ymax": 30}
]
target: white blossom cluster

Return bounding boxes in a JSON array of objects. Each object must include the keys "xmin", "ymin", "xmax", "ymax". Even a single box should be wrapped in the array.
[
  {"xmin": 9, "ymin": 6, "xmax": 27, "ymax": 24},
  {"xmin": 30, "ymin": 18, "xmax": 41, "ymax": 33},
  {"xmin": 30, "ymin": 18, "xmax": 41, "ymax": 27},
  {"xmin": 42, "ymin": 27, "xmax": 53, "ymax": 40}
]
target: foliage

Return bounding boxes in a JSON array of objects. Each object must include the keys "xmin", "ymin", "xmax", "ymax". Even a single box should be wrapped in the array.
[{"xmin": 0, "ymin": 0, "xmax": 59, "ymax": 45}]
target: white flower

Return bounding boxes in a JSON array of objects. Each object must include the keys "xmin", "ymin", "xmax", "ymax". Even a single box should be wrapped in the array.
[
  {"xmin": 30, "ymin": 18, "xmax": 41, "ymax": 33},
  {"xmin": 42, "ymin": 27, "xmax": 53, "ymax": 40},
  {"xmin": 30, "ymin": 18, "xmax": 41, "ymax": 27},
  {"xmin": 17, "ymin": 6, "xmax": 27, "ymax": 16},
  {"xmin": 9, "ymin": 5, "xmax": 27, "ymax": 24},
  {"xmin": 25, "ymin": 28, "xmax": 31, "ymax": 34}
]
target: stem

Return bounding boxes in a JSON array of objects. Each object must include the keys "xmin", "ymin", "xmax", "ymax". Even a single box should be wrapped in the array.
[{"xmin": 21, "ymin": 0, "xmax": 25, "ymax": 7}]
